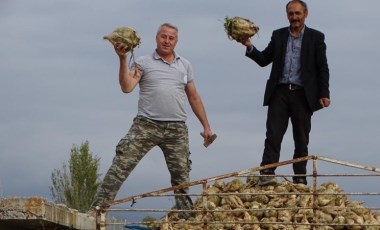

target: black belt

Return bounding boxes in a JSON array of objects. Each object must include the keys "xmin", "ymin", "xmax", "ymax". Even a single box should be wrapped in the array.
[{"xmin": 278, "ymin": 84, "xmax": 303, "ymax": 91}]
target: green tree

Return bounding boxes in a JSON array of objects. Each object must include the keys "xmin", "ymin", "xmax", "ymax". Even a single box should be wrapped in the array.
[{"xmin": 50, "ymin": 141, "xmax": 101, "ymax": 212}]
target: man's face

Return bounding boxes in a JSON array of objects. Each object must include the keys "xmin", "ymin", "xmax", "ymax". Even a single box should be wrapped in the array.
[
  {"xmin": 287, "ymin": 2, "xmax": 308, "ymax": 31},
  {"xmin": 156, "ymin": 26, "xmax": 178, "ymax": 56}
]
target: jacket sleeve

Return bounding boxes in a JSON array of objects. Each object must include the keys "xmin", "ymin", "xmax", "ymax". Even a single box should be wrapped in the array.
[
  {"xmin": 245, "ymin": 32, "xmax": 275, "ymax": 67},
  {"xmin": 316, "ymin": 33, "xmax": 330, "ymax": 99}
]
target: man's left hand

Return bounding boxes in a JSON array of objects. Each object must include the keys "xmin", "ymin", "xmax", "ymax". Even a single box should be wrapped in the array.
[{"xmin": 319, "ymin": 98, "xmax": 331, "ymax": 108}]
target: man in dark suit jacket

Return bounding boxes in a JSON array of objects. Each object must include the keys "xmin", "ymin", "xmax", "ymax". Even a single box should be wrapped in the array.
[{"xmin": 238, "ymin": 0, "xmax": 330, "ymax": 185}]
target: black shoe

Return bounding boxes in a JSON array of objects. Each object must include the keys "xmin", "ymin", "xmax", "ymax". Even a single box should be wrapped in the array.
[
  {"xmin": 259, "ymin": 176, "xmax": 277, "ymax": 186},
  {"xmin": 259, "ymin": 169, "xmax": 277, "ymax": 186},
  {"xmin": 293, "ymin": 177, "xmax": 307, "ymax": 185},
  {"xmin": 260, "ymin": 169, "xmax": 275, "ymax": 175}
]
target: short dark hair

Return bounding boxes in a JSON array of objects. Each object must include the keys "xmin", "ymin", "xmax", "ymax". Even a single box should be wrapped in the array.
[{"xmin": 286, "ymin": 0, "xmax": 308, "ymax": 12}]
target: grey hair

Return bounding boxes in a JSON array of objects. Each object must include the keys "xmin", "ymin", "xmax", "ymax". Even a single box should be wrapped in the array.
[
  {"xmin": 156, "ymin": 23, "xmax": 178, "ymax": 35},
  {"xmin": 286, "ymin": 0, "xmax": 308, "ymax": 12}
]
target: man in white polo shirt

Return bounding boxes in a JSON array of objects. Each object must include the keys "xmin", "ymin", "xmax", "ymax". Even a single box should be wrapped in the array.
[{"xmin": 91, "ymin": 23, "xmax": 214, "ymax": 219}]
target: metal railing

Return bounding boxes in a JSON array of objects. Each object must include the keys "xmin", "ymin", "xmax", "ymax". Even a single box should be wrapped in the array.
[{"xmin": 95, "ymin": 155, "xmax": 380, "ymax": 230}]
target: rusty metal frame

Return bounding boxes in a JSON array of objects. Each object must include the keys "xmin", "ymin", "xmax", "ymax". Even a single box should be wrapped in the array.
[{"xmin": 96, "ymin": 155, "xmax": 380, "ymax": 230}]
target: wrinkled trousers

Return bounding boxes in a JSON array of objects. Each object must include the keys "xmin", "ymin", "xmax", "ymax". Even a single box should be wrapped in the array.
[
  {"xmin": 261, "ymin": 86, "xmax": 313, "ymax": 176},
  {"xmin": 92, "ymin": 116, "xmax": 193, "ymax": 214}
]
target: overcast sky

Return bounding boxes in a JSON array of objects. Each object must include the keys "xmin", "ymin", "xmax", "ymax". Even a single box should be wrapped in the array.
[{"xmin": 1, "ymin": 0, "xmax": 379, "ymax": 213}]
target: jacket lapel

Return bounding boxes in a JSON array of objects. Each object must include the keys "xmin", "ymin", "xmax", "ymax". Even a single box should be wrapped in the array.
[
  {"xmin": 279, "ymin": 28, "xmax": 290, "ymax": 72},
  {"xmin": 301, "ymin": 26, "xmax": 310, "ymax": 67}
]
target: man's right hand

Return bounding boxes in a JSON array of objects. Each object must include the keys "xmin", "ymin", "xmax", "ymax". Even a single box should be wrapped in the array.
[
  {"xmin": 237, "ymin": 37, "xmax": 253, "ymax": 51},
  {"xmin": 114, "ymin": 43, "xmax": 129, "ymax": 58}
]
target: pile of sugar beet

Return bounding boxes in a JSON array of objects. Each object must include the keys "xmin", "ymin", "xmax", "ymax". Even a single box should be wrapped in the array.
[{"xmin": 145, "ymin": 176, "xmax": 380, "ymax": 230}]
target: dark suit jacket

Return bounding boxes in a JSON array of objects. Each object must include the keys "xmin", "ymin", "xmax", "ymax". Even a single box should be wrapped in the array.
[{"xmin": 246, "ymin": 26, "xmax": 330, "ymax": 112}]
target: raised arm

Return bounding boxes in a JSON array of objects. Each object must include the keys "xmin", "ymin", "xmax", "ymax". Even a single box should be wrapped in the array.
[{"xmin": 114, "ymin": 43, "xmax": 142, "ymax": 93}]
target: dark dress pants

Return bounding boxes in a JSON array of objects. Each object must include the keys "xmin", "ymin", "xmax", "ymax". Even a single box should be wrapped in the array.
[{"xmin": 260, "ymin": 86, "xmax": 313, "ymax": 176}]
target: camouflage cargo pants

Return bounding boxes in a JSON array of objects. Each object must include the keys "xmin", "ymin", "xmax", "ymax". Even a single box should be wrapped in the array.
[{"xmin": 92, "ymin": 116, "xmax": 193, "ymax": 215}]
